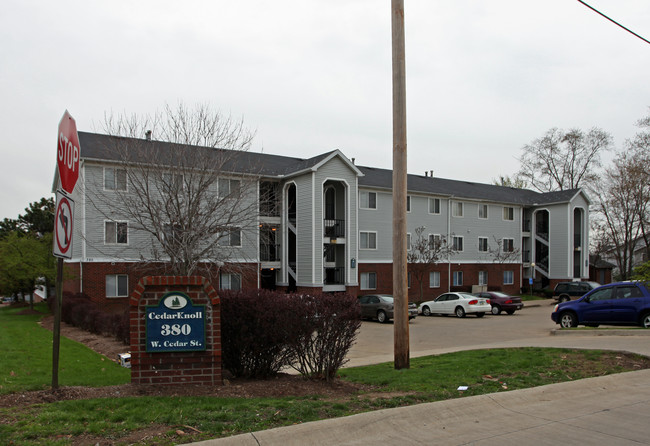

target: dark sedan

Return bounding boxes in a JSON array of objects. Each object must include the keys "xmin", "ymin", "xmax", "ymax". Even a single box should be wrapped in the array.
[
  {"xmin": 474, "ymin": 291, "xmax": 524, "ymax": 315},
  {"xmin": 358, "ymin": 294, "xmax": 418, "ymax": 323}
]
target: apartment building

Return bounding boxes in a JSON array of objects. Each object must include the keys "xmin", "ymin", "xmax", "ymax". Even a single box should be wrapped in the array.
[{"xmin": 54, "ymin": 131, "xmax": 590, "ymax": 305}]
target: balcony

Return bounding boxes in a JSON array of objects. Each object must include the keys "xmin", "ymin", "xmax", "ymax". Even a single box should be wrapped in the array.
[
  {"xmin": 522, "ymin": 250, "xmax": 531, "ymax": 263},
  {"xmin": 522, "ymin": 219, "xmax": 531, "ymax": 232},
  {"xmin": 324, "ymin": 219, "xmax": 345, "ymax": 238},
  {"xmin": 324, "ymin": 267, "xmax": 345, "ymax": 285},
  {"xmin": 260, "ymin": 244, "xmax": 281, "ymax": 262}
]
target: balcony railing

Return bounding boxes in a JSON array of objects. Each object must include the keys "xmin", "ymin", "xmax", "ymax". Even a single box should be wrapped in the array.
[
  {"xmin": 260, "ymin": 200, "xmax": 281, "ymax": 217},
  {"xmin": 522, "ymin": 219, "xmax": 531, "ymax": 232},
  {"xmin": 324, "ymin": 267, "xmax": 345, "ymax": 285},
  {"xmin": 260, "ymin": 244, "xmax": 281, "ymax": 262},
  {"xmin": 324, "ymin": 219, "xmax": 345, "ymax": 238}
]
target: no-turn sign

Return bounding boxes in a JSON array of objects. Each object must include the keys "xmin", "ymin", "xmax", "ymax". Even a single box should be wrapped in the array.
[
  {"xmin": 53, "ymin": 190, "xmax": 75, "ymax": 258},
  {"xmin": 57, "ymin": 110, "xmax": 81, "ymax": 194}
]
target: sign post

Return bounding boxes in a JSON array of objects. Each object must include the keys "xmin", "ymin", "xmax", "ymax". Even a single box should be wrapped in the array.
[{"xmin": 52, "ymin": 110, "xmax": 81, "ymax": 389}]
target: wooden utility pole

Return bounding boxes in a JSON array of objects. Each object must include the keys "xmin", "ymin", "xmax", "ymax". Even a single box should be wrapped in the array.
[{"xmin": 391, "ymin": 0, "xmax": 409, "ymax": 369}]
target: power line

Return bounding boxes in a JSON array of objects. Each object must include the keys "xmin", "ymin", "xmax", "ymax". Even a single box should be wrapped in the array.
[{"xmin": 577, "ymin": 0, "xmax": 650, "ymax": 46}]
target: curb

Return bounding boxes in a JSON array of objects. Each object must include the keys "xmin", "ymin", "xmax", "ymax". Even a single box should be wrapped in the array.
[{"xmin": 550, "ymin": 328, "xmax": 650, "ymax": 336}]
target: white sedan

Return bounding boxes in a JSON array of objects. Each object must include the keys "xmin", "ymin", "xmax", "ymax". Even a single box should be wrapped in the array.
[{"xmin": 419, "ymin": 292, "xmax": 491, "ymax": 318}]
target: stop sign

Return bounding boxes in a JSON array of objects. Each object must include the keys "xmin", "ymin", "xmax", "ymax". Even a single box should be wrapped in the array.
[{"xmin": 57, "ymin": 110, "xmax": 80, "ymax": 194}]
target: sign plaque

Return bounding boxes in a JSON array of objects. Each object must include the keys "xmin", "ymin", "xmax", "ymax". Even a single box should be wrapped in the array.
[{"xmin": 146, "ymin": 292, "xmax": 206, "ymax": 352}]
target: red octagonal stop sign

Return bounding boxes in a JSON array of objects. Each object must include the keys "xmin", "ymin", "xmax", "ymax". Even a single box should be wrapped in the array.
[{"xmin": 57, "ymin": 110, "xmax": 80, "ymax": 194}]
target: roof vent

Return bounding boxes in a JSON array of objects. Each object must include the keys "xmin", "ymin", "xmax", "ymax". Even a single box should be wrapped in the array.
[
  {"xmin": 145, "ymin": 130, "xmax": 152, "ymax": 141},
  {"xmin": 430, "ymin": 170, "xmax": 434, "ymax": 178},
  {"xmin": 424, "ymin": 171, "xmax": 428, "ymax": 177},
  {"xmin": 352, "ymin": 157, "xmax": 355, "ymax": 165}
]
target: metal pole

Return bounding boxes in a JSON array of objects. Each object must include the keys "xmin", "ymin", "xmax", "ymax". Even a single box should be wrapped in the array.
[
  {"xmin": 391, "ymin": 0, "xmax": 409, "ymax": 370},
  {"xmin": 52, "ymin": 257, "xmax": 64, "ymax": 389}
]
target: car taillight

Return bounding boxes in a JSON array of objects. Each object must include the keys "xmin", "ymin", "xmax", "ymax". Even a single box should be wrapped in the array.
[
  {"xmin": 468, "ymin": 299, "xmax": 478, "ymax": 305},
  {"xmin": 486, "ymin": 299, "xmax": 490, "ymax": 304},
  {"xmin": 505, "ymin": 299, "xmax": 512, "ymax": 304}
]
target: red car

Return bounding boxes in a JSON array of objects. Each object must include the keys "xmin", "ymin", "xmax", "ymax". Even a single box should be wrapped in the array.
[{"xmin": 474, "ymin": 292, "xmax": 524, "ymax": 315}]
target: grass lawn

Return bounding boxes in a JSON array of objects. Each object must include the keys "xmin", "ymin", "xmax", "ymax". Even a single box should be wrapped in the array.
[{"xmin": 1, "ymin": 303, "xmax": 648, "ymax": 445}]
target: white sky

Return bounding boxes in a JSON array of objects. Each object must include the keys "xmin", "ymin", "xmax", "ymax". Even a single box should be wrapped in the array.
[{"xmin": 1, "ymin": 1, "xmax": 649, "ymax": 220}]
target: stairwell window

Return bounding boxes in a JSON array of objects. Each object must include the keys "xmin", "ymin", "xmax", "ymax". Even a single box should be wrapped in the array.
[
  {"xmin": 106, "ymin": 274, "xmax": 128, "ymax": 298},
  {"xmin": 105, "ymin": 221, "xmax": 128, "ymax": 244},
  {"xmin": 360, "ymin": 191, "xmax": 377, "ymax": 209},
  {"xmin": 361, "ymin": 272, "xmax": 377, "ymax": 290}
]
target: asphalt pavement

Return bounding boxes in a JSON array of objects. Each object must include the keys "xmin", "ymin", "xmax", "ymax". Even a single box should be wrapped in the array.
[{"xmin": 182, "ymin": 300, "xmax": 650, "ymax": 446}]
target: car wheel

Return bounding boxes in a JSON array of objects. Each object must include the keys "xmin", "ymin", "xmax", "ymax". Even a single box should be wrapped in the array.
[
  {"xmin": 377, "ymin": 310, "xmax": 387, "ymax": 324},
  {"xmin": 641, "ymin": 312, "xmax": 650, "ymax": 329},
  {"xmin": 491, "ymin": 305, "xmax": 501, "ymax": 315},
  {"xmin": 559, "ymin": 311, "xmax": 578, "ymax": 328},
  {"xmin": 559, "ymin": 295, "xmax": 570, "ymax": 303},
  {"xmin": 455, "ymin": 306, "xmax": 466, "ymax": 318},
  {"xmin": 476, "ymin": 312, "xmax": 485, "ymax": 318},
  {"xmin": 422, "ymin": 306, "xmax": 431, "ymax": 316},
  {"xmin": 505, "ymin": 310, "xmax": 515, "ymax": 315}
]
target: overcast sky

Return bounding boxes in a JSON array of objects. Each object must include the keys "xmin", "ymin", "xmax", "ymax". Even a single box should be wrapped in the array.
[{"xmin": 1, "ymin": 1, "xmax": 649, "ymax": 220}]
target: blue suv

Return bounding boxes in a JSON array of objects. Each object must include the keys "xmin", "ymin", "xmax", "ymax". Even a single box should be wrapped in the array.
[{"xmin": 551, "ymin": 281, "xmax": 650, "ymax": 328}]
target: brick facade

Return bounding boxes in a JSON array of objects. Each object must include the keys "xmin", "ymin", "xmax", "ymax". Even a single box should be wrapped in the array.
[{"xmin": 129, "ymin": 276, "xmax": 222, "ymax": 386}]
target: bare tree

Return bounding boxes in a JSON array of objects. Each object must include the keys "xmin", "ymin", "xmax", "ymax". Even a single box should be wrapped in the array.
[
  {"xmin": 492, "ymin": 174, "xmax": 528, "ymax": 189},
  {"xmin": 87, "ymin": 103, "xmax": 262, "ymax": 279},
  {"xmin": 407, "ymin": 226, "xmax": 455, "ymax": 301},
  {"xmin": 517, "ymin": 127, "xmax": 612, "ymax": 192}
]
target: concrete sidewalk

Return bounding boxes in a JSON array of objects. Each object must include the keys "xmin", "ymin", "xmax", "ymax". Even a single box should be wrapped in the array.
[{"xmin": 184, "ymin": 368, "xmax": 650, "ymax": 445}]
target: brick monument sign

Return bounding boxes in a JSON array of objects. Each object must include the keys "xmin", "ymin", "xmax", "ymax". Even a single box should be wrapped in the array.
[{"xmin": 130, "ymin": 276, "xmax": 222, "ymax": 385}]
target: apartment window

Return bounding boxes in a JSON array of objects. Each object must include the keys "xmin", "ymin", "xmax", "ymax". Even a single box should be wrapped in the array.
[
  {"xmin": 452, "ymin": 235, "xmax": 463, "ymax": 251},
  {"xmin": 429, "ymin": 271, "xmax": 440, "ymax": 288},
  {"xmin": 106, "ymin": 274, "xmax": 128, "ymax": 298},
  {"xmin": 452, "ymin": 201, "xmax": 463, "ymax": 217},
  {"xmin": 453, "ymin": 271, "xmax": 463, "ymax": 286},
  {"xmin": 429, "ymin": 198, "xmax": 440, "ymax": 214},
  {"xmin": 478, "ymin": 271, "xmax": 488, "ymax": 286},
  {"xmin": 218, "ymin": 229, "xmax": 242, "ymax": 247},
  {"xmin": 503, "ymin": 238, "xmax": 515, "ymax": 252},
  {"xmin": 503, "ymin": 270, "xmax": 514, "ymax": 285},
  {"xmin": 360, "ymin": 231, "xmax": 377, "ymax": 249},
  {"xmin": 220, "ymin": 272, "xmax": 241, "ymax": 291},
  {"xmin": 104, "ymin": 167, "xmax": 127, "ymax": 191},
  {"xmin": 478, "ymin": 237, "xmax": 488, "ymax": 252},
  {"xmin": 407, "ymin": 233, "xmax": 412, "ymax": 250},
  {"xmin": 219, "ymin": 178, "xmax": 241, "ymax": 197},
  {"xmin": 360, "ymin": 272, "xmax": 377, "ymax": 290},
  {"xmin": 429, "ymin": 234, "xmax": 441, "ymax": 248},
  {"xmin": 360, "ymin": 191, "xmax": 377, "ymax": 209},
  {"xmin": 162, "ymin": 172, "xmax": 184, "ymax": 190},
  {"xmin": 479, "ymin": 204, "xmax": 488, "ymax": 219},
  {"xmin": 105, "ymin": 221, "xmax": 128, "ymax": 244},
  {"xmin": 408, "ymin": 272, "xmax": 412, "ymax": 289},
  {"xmin": 503, "ymin": 206, "xmax": 515, "ymax": 221},
  {"xmin": 406, "ymin": 195, "xmax": 411, "ymax": 212}
]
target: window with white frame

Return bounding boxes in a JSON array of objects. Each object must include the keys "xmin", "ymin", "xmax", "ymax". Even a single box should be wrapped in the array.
[
  {"xmin": 105, "ymin": 221, "xmax": 128, "ymax": 244},
  {"xmin": 452, "ymin": 201, "xmax": 463, "ymax": 217},
  {"xmin": 429, "ymin": 271, "xmax": 440, "ymax": 288},
  {"xmin": 452, "ymin": 235, "xmax": 463, "ymax": 251},
  {"xmin": 503, "ymin": 206, "xmax": 515, "ymax": 221},
  {"xmin": 503, "ymin": 270, "xmax": 514, "ymax": 285},
  {"xmin": 104, "ymin": 167, "xmax": 127, "ymax": 191},
  {"xmin": 359, "ymin": 191, "xmax": 377, "ymax": 209},
  {"xmin": 218, "ymin": 228, "xmax": 242, "ymax": 247},
  {"xmin": 406, "ymin": 195, "xmax": 411, "ymax": 212},
  {"xmin": 162, "ymin": 172, "xmax": 184, "ymax": 190},
  {"xmin": 503, "ymin": 238, "xmax": 515, "ymax": 252},
  {"xmin": 360, "ymin": 231, "xmax": 377, "ymax": 249},
  {"xmin": 220, "ymin": 272, "xmax": 241, "ymax": 290},
  {"xmin": 478, "ymin": 237, "xmax": 488, "ymax": 252},
  {"xmin": 478, "ymin": 271, "xmax": 488, "ymax": 286},
  {"xmin": 219, "ymin": 178, "xmax": 241, "ymax": 197},
  {"xmin": 479, "ymin": 204, "xmax": 488, "ymax": 219},
  {"xmin": 453, "ymin": 271, "xmax": 463, "ymax": 286},
  {"xmin": 106, "ymin": 274, "xmax": 128, "ymax": 298},
  {"xmin": 429, "ymin": 234, "xmax": 441, "ymax": 248},
  {"xmin": 360, "ymin": 272, "xmax": 377, "ymax": 290},
  {"xmin": 429, "ymin": 198, "xmax": 440, "ymax": 214}
]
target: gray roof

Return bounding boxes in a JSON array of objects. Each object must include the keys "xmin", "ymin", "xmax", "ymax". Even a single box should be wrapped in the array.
[{"xmin": 77, "ymin": 131, "xmax": 583, "ymax": 206}]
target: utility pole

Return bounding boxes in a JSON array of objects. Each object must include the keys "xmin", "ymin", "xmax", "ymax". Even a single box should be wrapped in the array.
[{"xmin": 391, "ymin": 0, "xmax": 409, "ymax": 369}]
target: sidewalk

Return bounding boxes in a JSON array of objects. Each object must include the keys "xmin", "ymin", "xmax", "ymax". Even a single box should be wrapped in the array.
[{"xmin": 184, "ymin": 369, "xmax": 650, "ymax": 445}]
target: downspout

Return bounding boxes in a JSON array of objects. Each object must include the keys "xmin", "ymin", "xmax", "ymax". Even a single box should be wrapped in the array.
[{"xmin": 447, "ymin": 197, "xmax": 452, "ymax": 291}]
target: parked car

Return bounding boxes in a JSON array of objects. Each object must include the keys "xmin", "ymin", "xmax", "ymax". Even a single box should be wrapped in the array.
[
  {"xmin": 1, "ymin": 297, "xmax": 13, "ymax": 304},
  {"xmin": 474, "ymin": 291, "xmax": 524, "ymax": 315},
  {"xmin": 419, "ymin": 292, "xmax": 491, "ymax": 318},
  {"xmin": 551, "ymin": 281, "xmax": 650, "ymax": 328},
  {"xmin": 358, "ymin": 294, "xmax": 418, "ymax": 323},
  {"xmin": 553, "ymin": 281, "xmax": 600, "ymax": 302}
]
